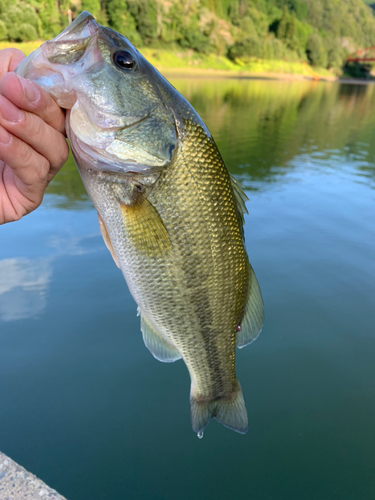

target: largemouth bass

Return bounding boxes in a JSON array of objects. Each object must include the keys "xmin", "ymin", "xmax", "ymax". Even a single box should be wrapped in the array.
[{"xmin": 16, "ymin": 11, "xmax": 263, "ymax": 436}]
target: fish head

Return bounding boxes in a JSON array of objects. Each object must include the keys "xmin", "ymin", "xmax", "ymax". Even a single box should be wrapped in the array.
[{"xmin": 15, "ymin": 11, "xmax": 187, "ymax": 176}]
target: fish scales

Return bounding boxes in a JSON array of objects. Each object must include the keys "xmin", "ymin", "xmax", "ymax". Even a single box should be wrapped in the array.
[
  {"xmin": 16, "ymin": 11, "xmax": 263, "ymax": 436},
  {"xmin": 83, "ymin": 121, "xmax": 247, "ymax": 398}
]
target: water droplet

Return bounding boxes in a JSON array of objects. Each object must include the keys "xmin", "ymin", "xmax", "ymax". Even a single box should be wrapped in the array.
[{"xmin": 197, "ymin": 431, "xmax": 204, "ymax": 439}]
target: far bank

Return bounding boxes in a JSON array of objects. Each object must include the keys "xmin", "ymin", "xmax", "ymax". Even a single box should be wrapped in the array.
[{"xmin": 1, "ymin": 41, "xmax": 370, "ymax": 84}]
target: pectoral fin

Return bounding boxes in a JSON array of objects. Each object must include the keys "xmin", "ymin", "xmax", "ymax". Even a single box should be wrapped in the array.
[
  {"xmin": 97, "ymin": 213, "xmax": 120, "ymax": 268},
  {"xmin": 140, "ymin": 312, "xmax": 181, "ymax": 363},
  {"xmin": 120, "ymin": 192, "xmax": 171, "ymax": 256},
  {"xmin": 236, "ymin": 264, "xmax": 264, "ymax": 348}
]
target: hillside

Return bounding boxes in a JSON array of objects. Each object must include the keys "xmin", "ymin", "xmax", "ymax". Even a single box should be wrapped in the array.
[{"xmin": 0, "ymin": 0, "xmax": 375, "ymax": 72}]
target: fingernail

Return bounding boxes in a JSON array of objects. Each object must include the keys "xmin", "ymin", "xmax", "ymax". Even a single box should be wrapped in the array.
[
  {"xmin": 0, "ymin": 97, "xmax": 23, "ymax": 123},
  {"xmin": 0, "ymin": 125, "xmax": 11, "ymax": 144},
  {"xmin": 19, "ymin": 76, "xmax": 39, "ymax": 103}
]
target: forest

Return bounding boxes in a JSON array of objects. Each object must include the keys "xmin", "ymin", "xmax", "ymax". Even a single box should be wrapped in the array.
[{"xmin": 0, "ymin": 0, "xmax": 375, "ymax": 71}]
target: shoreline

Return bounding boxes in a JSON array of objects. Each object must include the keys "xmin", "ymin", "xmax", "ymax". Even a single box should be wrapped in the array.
[
  {"xmin": 155, "ymin": 67, "xmax": 375, "ymax": 85},
  {"xmin": 1, "ymin": 41, "xmax": 374, "ymax": 85}
]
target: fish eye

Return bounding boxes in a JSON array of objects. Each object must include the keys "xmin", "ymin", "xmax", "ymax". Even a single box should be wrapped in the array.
[{"xmin": 113, "ymin": 50, "xmax": 136, "ymax": 70}]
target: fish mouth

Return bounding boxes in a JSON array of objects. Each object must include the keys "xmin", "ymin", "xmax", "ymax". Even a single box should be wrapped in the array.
[
  {"xmin": 43, "ymin": 11, "xmax": 100, "ymax": 65},
  {"xmin": 52, "ymin": 11, "xmax": 99, "ymax": 42},
  {"xmin": 16, "ymin": 12, "xmax": 100, "ymax": 79}
]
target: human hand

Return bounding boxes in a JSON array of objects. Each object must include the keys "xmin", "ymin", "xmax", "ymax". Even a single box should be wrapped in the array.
[{"xmin": 0, "ymin": 48, "xmax": 69, "ymax": 224}]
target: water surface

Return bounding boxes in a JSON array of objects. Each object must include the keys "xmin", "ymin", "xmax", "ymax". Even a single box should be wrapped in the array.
[{"xmin": 1, "ymin": 78, "xmax": 375, "ymax": 500}]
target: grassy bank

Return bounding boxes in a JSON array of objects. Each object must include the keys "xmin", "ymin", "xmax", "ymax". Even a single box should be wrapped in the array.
[
  {"xmin": 0, "ymin": 41, "xmax": 334, "ymax": 81},
  {"xmin": 141, "ymin": 48, "xmax": 334, "ymax": 80}
]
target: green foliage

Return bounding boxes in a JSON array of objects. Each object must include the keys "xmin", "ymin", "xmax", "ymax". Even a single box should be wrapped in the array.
[
  {"xmin": 283, "ymin": 0, "xmax": 307, "ymax": 20},
  {"xmin": 325, "ymin": 38, "xmax": 347, "ymax": 69},
  {"xmin": 0, "ymin": 0, "xmax": 375, "ymax": 74},
  {"xmin": 17, "ymin": 22, "xmax": 37, "ymax": 40},
  {"xmin": 1, "ymin": 2, "xmax": 39, "ymax": 41},
  {"xmin": 276, "ymin": 6, "xmax": 298, "ymax": 50},
  {"xmin": 0, "ymin": 0, "xmax": 15, "ymax": 16},
  {"xmin": 81, "ymin": 0, "xmax": 101, "ymax": 19},
  {"xmin": 344, "ymin": 60, "xmax": 374, "ymax": 77},
  {"xmin": 106, "ymin": 0, "xmax": 141, "ymax": 44},
  {"xmin": 126, "ymin": 0, "xmax": 157, "ymax": 44},
  {"xmin": 34, "ymin": 0, "xmax": 61, "ymax": 39},
  {"xmin": 180, "ymin": 27, "xmax": 209, "ymax": 53},
  {"xmin": 0, "ymin": 19, "xmax": 6, "ymax": 39},
  {"xmin": 228, "ymin": 36, "xmax": 263, "ymax": 60},
  {"xmin": 306, "ymin": 33, "xmax": 327, "ymax": 67}
]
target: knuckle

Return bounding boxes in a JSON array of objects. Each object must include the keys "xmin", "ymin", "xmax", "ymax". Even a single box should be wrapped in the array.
[
  {"xmin": 22, "ymin": 146, "xmax": 49, "ymax": 183},
  {"xmin": 57, "ymin": 140, "xmax": 69, "ymax": 166},
  {"xmin": 50, "ymin": 136, "xmax": 69, "ymax": 168},
  {"xmin": 36, "ymin": 158, "xmax": 50, "ymax": 183},
  {"xmin": 27, "ymin": 114, "xmax": 44, "ymax": 140},
  {"xmin": 21, "ymin": 144, "xmax": 35, "ymax": 167}
]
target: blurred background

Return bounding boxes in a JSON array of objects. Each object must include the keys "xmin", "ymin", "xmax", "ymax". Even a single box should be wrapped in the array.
[{"xmin": 2, "ymin": 0, "xmax": 375, "ymax": 78}]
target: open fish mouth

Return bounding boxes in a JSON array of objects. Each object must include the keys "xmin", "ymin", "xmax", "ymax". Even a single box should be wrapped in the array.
[{"xmin": 15, "ymin": 13, "xmax": 103, "ymax": 110}]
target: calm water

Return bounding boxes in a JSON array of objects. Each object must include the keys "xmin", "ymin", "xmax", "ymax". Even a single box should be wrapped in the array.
[{"xmin": 1, "ymin": 78, "xmax": 375, "ymax": 500}]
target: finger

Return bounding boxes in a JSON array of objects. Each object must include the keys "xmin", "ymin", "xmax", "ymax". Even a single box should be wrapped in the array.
[
  {"xmin": 0, "ymin": 72, "xmax": 66, "ymax": 133},
  {"xmin": 0, "ymin": 49, "xmax": 25, "ymax": 79},
  {"xmin": 0, "ymin": 95, "xmax": 69, "ymax": 171},
  {"xmin": 0, "ymin": 125, "xmax": 50, "ymax": 196}
]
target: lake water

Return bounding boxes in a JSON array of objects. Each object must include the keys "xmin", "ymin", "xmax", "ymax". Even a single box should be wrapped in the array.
[{"xmin": 1, "ymin": 77, "xmax": 375, "ymax": 500}]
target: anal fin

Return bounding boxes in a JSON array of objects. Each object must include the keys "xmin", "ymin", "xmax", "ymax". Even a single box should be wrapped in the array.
[
  {"xmin": 140, "ymin": 312, "xmax": 181, "ymax": 363},
  {"xmin": 97, "ymin": 213, "xmax": 120, "ymax": 268},
  {"xmin": 236, "ymin": 264, "xmax": 264, "ymax": 348}
]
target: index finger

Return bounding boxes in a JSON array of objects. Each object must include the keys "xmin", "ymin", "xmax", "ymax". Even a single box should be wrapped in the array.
[
  {"xmin": 0, "ymin": 72, "xmax": 66, "ymax": 133},
  {"xmin": 0, "ymin": 49, "xmax": 25, "ymax": 79}
]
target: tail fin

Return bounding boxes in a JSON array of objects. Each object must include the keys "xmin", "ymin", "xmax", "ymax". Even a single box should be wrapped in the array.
[{"xmin": 190, "ymin": 384, "xmax": 248, "ymax": 435}]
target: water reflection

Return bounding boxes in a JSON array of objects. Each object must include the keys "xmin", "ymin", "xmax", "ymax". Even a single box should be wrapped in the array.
[
  {"xmin": 44, "ymin": 78, "xmax": 375, "ymax": 207},
  {"xmin": 0, "ymin": 257, "xmax": 52, "ymax": 322},
  {"xmin": 0, "ymin": 232, "xmax": 102, "ymax": 322}
]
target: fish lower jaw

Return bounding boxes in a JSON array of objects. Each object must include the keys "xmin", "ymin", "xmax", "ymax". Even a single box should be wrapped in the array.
[{"xmin": 68, "ymin": 126, "xmax": 164, "ymax": 176}]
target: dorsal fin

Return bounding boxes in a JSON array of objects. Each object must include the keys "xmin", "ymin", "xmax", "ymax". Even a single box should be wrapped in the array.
[
  {"xmin": 140, "ymin": 311, "xmax": 181, "ymax": 363},
  {"xmin": 229, "ymin": 174, "xmax": 249, "ymax": 228},
  {"xmin": 236, "ymin": 264, "xmax": 264, "ymax": 348}
]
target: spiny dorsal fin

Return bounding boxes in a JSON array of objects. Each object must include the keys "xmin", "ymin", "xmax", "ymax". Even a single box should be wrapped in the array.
[
  {"xmin": 120, "ymin": 192, "xmax": 171, "ymax": 256},
  {"xmin": 236, "ymin": 264, "xmax": 264, "ymax": 349},
  {"xmin": 97, "ymin": 213, "xmax": 120, "ymax": 268},
  {"xmin": 229, "ymin": 174, "xmax": 249, "ymax": 228},
  {"xmin": 140, "ymin": 312, "xmax": 181, "ymax": 363}
]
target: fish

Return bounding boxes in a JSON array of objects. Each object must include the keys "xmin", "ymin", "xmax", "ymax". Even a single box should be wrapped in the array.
[{"xmin": 16, "ymin": 11, "xmax": 263, "ymax": 436}]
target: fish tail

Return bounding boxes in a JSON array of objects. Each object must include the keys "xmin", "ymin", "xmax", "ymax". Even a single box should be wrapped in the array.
[{"xmin": 190, "ymin": 383, "xmax": 248, "ymax": 435}]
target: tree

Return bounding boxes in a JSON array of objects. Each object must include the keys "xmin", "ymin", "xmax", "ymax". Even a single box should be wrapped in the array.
[
  {"xmin": 1, "ymin": 2, "xmax": 39, "ymax": 41},
  {"xmin": 306, "ymin": 33, "xmax": 327, "ymax": 67},
  {"xmin": 0, "ymin": 19, "xmax": 6, "ymax": 39},
  {"xmin": 228, "ymin": 36, "xmax": 264, "ymax": 61}
]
